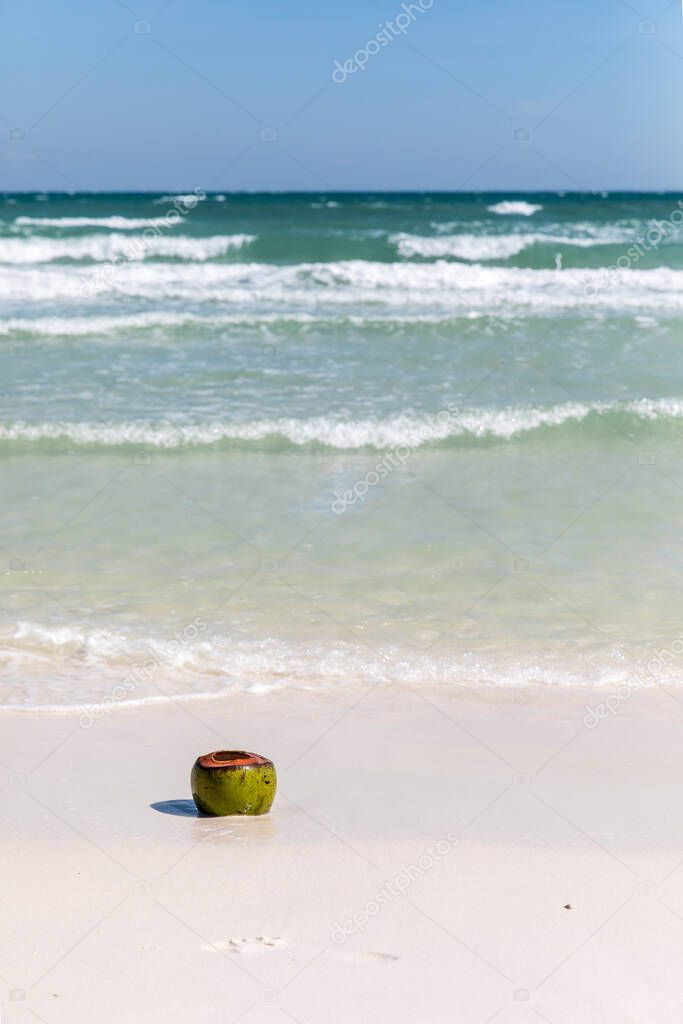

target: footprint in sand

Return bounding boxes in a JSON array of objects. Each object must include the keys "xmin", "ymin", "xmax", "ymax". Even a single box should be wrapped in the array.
[
  {"xmin": 201, "ymin": 937, "xmax": 397, "ymax": 963},
  {"xmin": 201, "ymin": 936, "xmax": 286, "ymax": 956},
  {"xmin": 326, "ymin": 948, "xmax": 398, "ymax": 964}
]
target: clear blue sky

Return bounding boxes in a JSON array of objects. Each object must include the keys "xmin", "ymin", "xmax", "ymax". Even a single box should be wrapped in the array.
[{"xmin": 1, "ymin": 0, "xmax": 681, "ymax": 192}]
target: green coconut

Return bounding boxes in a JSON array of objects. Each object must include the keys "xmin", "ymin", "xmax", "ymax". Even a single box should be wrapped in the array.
[{"xmin": 191, "ymin": 750, "xmax": 276, "ymax": 816}]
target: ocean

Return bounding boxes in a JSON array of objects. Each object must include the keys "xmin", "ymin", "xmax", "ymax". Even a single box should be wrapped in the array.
[{"xmin": 2, "ymin": 190, "xmax": 683, "ymax": 709}]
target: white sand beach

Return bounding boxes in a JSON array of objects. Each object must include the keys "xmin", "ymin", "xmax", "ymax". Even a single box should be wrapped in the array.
[
  {"xmin": 4, "ymin": 683, "xmax": 683, "ymax": 1023},
  {"xmin": 5, "ymin": 0, "xmax": 683, "ymax": 1016}
]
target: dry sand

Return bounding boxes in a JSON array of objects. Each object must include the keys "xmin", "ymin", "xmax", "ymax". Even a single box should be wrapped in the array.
[{"xmin": 3, "ymin": 682, "xmax": 683, "ymax": 1022}]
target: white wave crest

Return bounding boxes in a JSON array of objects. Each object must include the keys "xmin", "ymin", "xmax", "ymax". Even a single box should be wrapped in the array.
[
  {"xmin": 0, "ymin": 233, "xmax": 255, "ymax": 264},
  {"xmin": 0, "ymin": 310, "xmax": 472, "ymax": 338},
  {"xmin": 390, "ymin": 229, "xmax": 636, "ymax": 260},
  {"xmin": 3, "ymin": 260, "xmax": 683, "ymax": 315},
  {"xmin": 0, "ymin": 414, "xmax": 458, "ymax": 449},
  {"xmin": 14, "ymin": 215, "xmax": 185, "ymax": 229},
  {"xmin": 0, "ymin": 622, "xmax": 654, "ymax": 709},
  {"xmin": 391, "ymin": 233, "xmax": 531, "ymax": 260},
  {"xmin": 153, "ymin": 193, "xmax": 202, "ymax": 205},
  {"xmin": 488, "ymin": 200, "xmax": 543, "ymax": 216},
  {"xmin": 1, "ymin": 399, "xmax": 682, "ymax": 450}
]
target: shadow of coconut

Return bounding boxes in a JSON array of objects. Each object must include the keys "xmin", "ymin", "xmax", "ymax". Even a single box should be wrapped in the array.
[
  {"xmin": 150, "ymin": 799, "xmax": 200, "ymax": 817},
  {"xmin": 151, "ymin": 800, "xmax": 277, "ymax": 838}
]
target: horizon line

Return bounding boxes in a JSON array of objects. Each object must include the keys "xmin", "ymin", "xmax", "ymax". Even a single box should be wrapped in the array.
[{"xmin": 2, "ymin": 188, "xmax": 683, "ymax": 197}]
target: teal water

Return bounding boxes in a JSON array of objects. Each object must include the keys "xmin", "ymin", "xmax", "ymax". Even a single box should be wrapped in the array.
[{"xmin": 3, "ymin": 191, "xmax": 683, "ymax": 707}]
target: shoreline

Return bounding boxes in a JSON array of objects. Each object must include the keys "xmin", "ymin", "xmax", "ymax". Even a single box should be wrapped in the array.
[
  {"xmin": 0, "ymin": 679, "xmax": 654, "ymax": 722},
  {"xmin": 5, "ymin": 684, "xmax": 683, "ymax": 1020}
]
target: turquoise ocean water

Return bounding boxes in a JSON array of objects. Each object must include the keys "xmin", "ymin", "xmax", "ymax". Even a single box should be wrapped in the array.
[{"xmin": 3, "ymin": 191, "xmax": 683, "ymax": 707}]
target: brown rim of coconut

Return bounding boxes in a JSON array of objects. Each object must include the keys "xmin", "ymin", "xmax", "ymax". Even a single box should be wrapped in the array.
[{"xmin": 197, "ymin": 750, "xmax": 272, "ymax": 769}]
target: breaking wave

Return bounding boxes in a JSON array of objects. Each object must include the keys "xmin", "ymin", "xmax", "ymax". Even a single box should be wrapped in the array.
[
  {"xmin": 389, "ymin": 228, "xmax": 637, "ymax": 260},
  {"xmin": 3, "ymin": 260, "xmax": 683, "ymax": 315},
  {"xmin": 0, "ymin": 233, "xmax": 256, "ymax": 263},
  {"xmin": 0, "ymin": 621, "xmax": 655, "ymax": 709},
  {"xmin": 488, "ymin": 200, "xmax": 543, "ymax": 216},
  {"xmin": 2, "ymin": 399, "xmax": 683, "ymax": 451},
  {"xmin": 13, "ymin": 215, "xmax": 185, "ymax": 229}
]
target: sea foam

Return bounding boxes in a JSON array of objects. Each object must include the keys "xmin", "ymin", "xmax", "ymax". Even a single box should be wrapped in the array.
[
  {"xmin": 390, "ymin": 229, "xmax": 636, "ymax": 260},
  {"xmin": 0, "ymin": 233, "xmax": 256, "ymax": 263},
  {"xmin": 14, "ymin": 215, "xmax": 185, "ymax": 229},
  {"xmin": 0, "ymin": 621, "xmax": 654, "ymax": 710},
  {"xmin": 1, "ymin": 400, "xmax": 682, "ymax": 450},
  {"xmin": 2, "ymin": 260, "xmax": 682, "ymax": 316},
  {"xmin": 487, "ymin": 200, "xmax": 543, "ymax": 216}
]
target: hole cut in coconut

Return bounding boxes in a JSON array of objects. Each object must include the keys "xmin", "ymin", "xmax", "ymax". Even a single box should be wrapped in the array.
[{"xmin": 197, "ymin": 750, "xmax": 272, "ymax": 769}]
